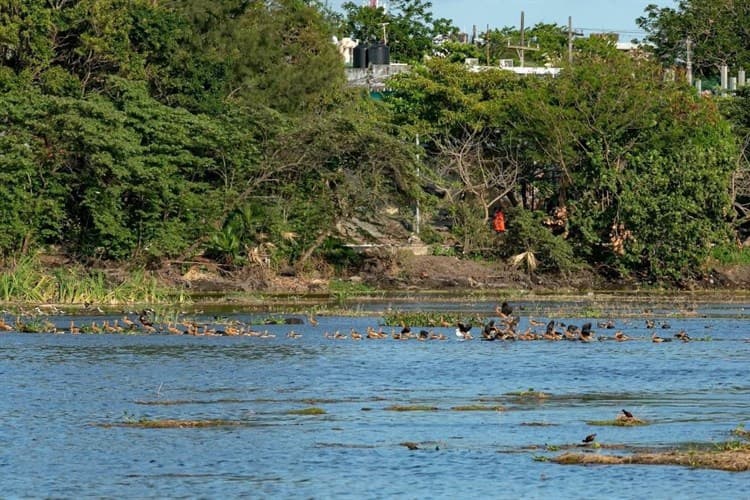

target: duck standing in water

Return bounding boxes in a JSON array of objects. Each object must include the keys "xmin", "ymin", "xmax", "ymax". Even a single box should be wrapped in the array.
[
  {"xmin": 456, "ymin": 322, "xmax": 473, "ymax": 340},
  {"xmin": 614, "ymin": 330, "xmax": 629, "ymax": 342},
  {"xmin": 497, "ymin": 301, "xmax": 513, "ymax": 318},
  {"xmin": 483, "ymin": 320, "xmax": 499, "ymax": 340},
  {"xmin": 579, "ymin": 323, "xmax": 593, "ymax": 342},
  {"xmin": 674, "ymin": 330, "xmax": 691, "ymax": 342},
  {"xmin": 582, "ymin": 433, "xmax": 597, "ymax": 444}
]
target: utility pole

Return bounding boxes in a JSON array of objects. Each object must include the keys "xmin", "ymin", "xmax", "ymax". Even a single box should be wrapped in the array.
[
  {"xmin": 567, "ymin": 16, "xmax": 583, "ymax": 65},
  {"xmin": 486, "ymin": 24, "xmax": 490, "ymax": 65},
  {"xmin": 568, "ymin": 16, "xmax": 573, "ymax": 64},
  {"xmin": 507, "ymin": 11, "xmax": 539, "ymax": 67},
  {"xmin": 685, "ymin": 38, "xmax": 693, "ymax": 85},
  {"xmin": 380, "ymin": 22, "xmax": 389, "ymax": 43}
]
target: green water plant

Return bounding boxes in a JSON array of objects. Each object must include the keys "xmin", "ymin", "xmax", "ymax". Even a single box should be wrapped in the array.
[
  {"xmin": 385, "ymin": 405, "xmax": 439, "ymax": 412},
  {"xmin": 587, "ymin": 417, "xmax": 649, "ymax": 427},
  {"xmin": 732, "ymin": 423, "xmax": 749, "ymax": 440},
  {"xmin": 450, "ymin": 405, "xmax": 505, "ymax": 412},
  {"xmin": 507, "ymin": 388, "xmax": 550, "ymax": 400},
  {"xmin": 117, "ymin": 418, "xmax": 244, "ymax": 428},
  {"xmin": 285, "ymin": 407, "xmax": 326, "ymax": 415}
]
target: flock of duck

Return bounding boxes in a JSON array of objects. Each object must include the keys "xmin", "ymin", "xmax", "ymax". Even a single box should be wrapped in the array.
[
  {"xmin": 322, "ymin": 302, "xmax": 695, "ymax": 343},
  {"xmin": 0, "ymin": 302, "xmax": 696, "ymax": 342}
]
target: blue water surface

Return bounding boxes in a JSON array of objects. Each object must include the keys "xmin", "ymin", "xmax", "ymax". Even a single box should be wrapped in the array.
[{"xmin": 1, "ymin": 299, "xmax": 749, "ymax": 499}]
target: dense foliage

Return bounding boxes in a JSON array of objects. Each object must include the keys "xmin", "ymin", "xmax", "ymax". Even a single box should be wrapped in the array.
[
  {"xmin": 386, "ymin": 48, "xmax": 736, "ymax": 281},
  {"xmin": 638, "ymin": 0, "xmax": 750, "ymax": 84},
  {"xmin": 0, "ymin": 0, "xmax": 747, "ymax": 285}
]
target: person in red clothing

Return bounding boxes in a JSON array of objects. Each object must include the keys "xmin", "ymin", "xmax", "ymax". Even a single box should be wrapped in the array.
[{"xmin": 492, "ymin": 209, "xmax": 506, "ymax": 233}]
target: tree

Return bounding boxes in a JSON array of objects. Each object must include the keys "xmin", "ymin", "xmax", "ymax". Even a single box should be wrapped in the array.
[
  {"xmin": 171, "ymin": 0, "xmax": 345, "ymax": 115},
  {"xmin": 340, "ymin": 0, "xmax": 456, "ymax": 63},
  {"xmin": 637, "ymin": 1, "xmax": 750, "ymax": 82},
  {"xmin": 260, "ymin": 94, "xmax": 420, "ymax": 268},
  {"xmin": 385, "ymin": 59, "xmax": 532, "ymax": 253},
  {"xmin": 513, "ymin": 51, "xmax": 735, "ymax": 280}
]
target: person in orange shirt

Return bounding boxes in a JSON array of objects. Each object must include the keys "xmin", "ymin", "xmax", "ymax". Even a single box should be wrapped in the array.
[{"xmin": 492, "ymin": 209, "xmax": 506, "ymax": 233}]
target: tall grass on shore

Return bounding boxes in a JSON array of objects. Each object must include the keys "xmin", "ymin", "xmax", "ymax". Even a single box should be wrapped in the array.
[{"xmin": 0, "ymin": 257, "xmax": 182, "ymax": 304}]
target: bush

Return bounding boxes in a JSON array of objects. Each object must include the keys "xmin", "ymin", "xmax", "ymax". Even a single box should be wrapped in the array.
[{"xmin": 499, "ymin": 207, "xmax": 581, "ymax": 273}]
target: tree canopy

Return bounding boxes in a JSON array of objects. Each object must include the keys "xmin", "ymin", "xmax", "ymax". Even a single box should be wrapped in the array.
[{"xmin": 0, "ymin": 0, "xmax": 747, "ymax": 285}]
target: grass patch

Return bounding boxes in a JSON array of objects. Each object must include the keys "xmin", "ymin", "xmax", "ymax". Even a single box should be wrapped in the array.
[
  {"xmin": 285, "ymin": 407, "xmax": 327, "ymax": 415},
  {"xmin": 450, "ymin": 405, "xmax": 505, "ymax": 412},
  {"xmin": 385, "ymin": 405, "xmax": 439, "ymax": 412},
  {"xmin": 0, "ymin": 255, "xmax": 183, "ymax": 304},
  {"xmin": 552, "ymin": 443, "xmax": 750, "ymax": 472},
  {"xmin": 710, "ymin": 244, "xmax": 750, "ymax": 266}
]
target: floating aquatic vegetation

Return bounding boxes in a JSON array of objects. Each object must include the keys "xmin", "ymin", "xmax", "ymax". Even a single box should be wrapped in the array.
[
  {"xmin": 384, "ymin": 405, "xmax": 439, "ymax": 412},
  {"xmin": 134, "ymin": 398, "xmax": 253, "ymax": 406},
  {"xmin": 382, "ymin": 311, "xmax": 479, "ymax": 328},
  {"xmin": 450, "ymin": 405, "xmax": 505, "ymax": 411},
  {"xmin": 99, "ymin": 418, "xmax": 247, "ymax": 429},
  {"xmin": 285, "ymin": 407, "xmax": 326, "ymax": 415},
  {"xmin": 506, "ymin": 388, "xmax": 550, "ymax": 400},
  {"xmin": 587, "ymin": 416, "xmax": 649, "ymax": 427},
  {"xmin": 732, "ymin": 424, "xmax": 750, "ymax": 440},
  {"xmin": 552, "ymin": 443, "xmax": 750, "ymax": 472}
]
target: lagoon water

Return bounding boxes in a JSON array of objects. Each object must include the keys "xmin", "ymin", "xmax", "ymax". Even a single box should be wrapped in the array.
[{"xmin": 1, "ymin": 299, "xmax": 749, "ymax": 498}]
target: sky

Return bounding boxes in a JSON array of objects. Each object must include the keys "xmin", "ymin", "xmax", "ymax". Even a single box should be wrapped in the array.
[{"xmin": 351, "ymin": 0, "xmax": 678, "ymax": 42}]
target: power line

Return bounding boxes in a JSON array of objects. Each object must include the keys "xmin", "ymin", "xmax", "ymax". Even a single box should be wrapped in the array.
[{"xmin": 577, "ymin": 27, "xmax": 647, "ymax": 35}]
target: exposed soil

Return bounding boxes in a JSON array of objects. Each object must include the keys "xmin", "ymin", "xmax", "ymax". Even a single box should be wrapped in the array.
[
  {"xmin": 169, "ymin": 250, "xmax": 616, "ymax": 295},
  {"xmin": 168, "ymin": 250, "xmax": 750, "ymax": 295},
  {"xmin": 29, "ymin": 245, "xmax": 750, "ymax": 296}
]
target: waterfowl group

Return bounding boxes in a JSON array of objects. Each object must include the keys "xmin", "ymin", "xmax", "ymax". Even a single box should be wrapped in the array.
[{"xmin": 0, "ymin": 302, "xmax": 706, "ymax": 345}]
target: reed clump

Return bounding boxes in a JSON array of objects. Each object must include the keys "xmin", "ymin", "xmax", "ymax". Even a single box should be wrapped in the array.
[{"xmin": 0, "ymin": 256, "xmax": 182, "ymax": 304}]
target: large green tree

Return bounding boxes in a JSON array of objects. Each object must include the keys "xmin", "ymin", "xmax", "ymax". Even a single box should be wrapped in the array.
[
  {"xmin": 340, "ymin": 0, "xmax": 456, "ymax": 63},
  {"xmin": 386, "ymin": 49, "xmax": 736, "ymax": 281},
  {"xmin": 637, "ymin": 0, "xmax": 750, "ymax": 82},
  {"xmin": 514, "ymin": 51, "xmax": 736, "ymax": 280}
]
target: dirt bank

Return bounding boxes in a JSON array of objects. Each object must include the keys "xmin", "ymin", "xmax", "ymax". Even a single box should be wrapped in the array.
[{"xmin": 170, "ymin": 250, "xmax": 750, "ymax": 295}]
